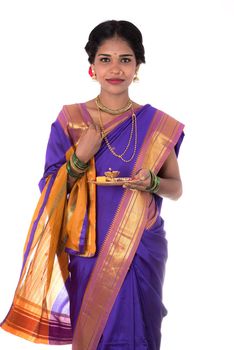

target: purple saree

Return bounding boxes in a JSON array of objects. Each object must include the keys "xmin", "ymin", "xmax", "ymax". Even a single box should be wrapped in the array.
[{"xmin": 0, "ymin": 103, "xmax": 184, "ymax": 350}]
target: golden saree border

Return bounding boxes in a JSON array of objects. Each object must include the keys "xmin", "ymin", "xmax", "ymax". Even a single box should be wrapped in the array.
[
  {"xmin": 140, "ymin": 109, "xmax": 184, "ymax": 173},
  {"xmin": 72, "ymin": 110, "xmax": 184, "ymax": 349},
  {"xmin": 2, "ymin": 299, "xmax": 72, "ymax": 344}
]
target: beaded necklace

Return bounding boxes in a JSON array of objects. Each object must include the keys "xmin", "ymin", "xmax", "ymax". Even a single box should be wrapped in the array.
[
  {"xmin": 95, "ymin": 97, "xmax": 138, "ymax": 163},
  {"xmin": 96, "ymin": 95, "xmax": 132, "ymax": 115}
]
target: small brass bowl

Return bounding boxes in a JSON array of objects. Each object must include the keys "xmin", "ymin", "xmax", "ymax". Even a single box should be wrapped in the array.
[{"xmin": 104, "ymin": 170, "xmax": 120, "ymax": 178}]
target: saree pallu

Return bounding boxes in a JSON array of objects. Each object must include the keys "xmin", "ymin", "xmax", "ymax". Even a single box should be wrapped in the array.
[{"xmin": 0, "ymin": 103, "xmax": 184, "ymax": 350}]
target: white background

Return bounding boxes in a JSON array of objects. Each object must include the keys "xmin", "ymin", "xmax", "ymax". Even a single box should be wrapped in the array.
[{"xmin": 0, "ymin": 0, "xmax": 233, "ymax": 349}]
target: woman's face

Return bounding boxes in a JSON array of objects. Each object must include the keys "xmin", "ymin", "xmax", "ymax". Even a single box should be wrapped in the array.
[{"xmin": 92, "ymin": 36, "xmax": 138, "ymax": 95}]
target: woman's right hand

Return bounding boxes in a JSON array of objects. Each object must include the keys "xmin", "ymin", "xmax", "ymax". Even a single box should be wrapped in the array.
[{"xmin": 74, "ymin": 122, "xmax": 103, "ymax": 163}]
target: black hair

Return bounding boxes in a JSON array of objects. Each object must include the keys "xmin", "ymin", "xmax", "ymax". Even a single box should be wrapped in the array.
[{"xmin": 85, "ymin": 20, "xmax": 145, "ymax": 65}]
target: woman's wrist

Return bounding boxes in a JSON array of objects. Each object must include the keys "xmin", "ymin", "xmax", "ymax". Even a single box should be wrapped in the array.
[
  {"xmin": 145, "ymin": 171, "xmax": 160, "ymax": 194},
  {"xmin": 72, "ymin": 152, "xmax": 90, "ymax": 171},
  {"xmin": 66, "ymin": 152, "xmax": 90, "ymax": 180},
  {"xmin": 74, "ymin": 151, "xmax": 90, "ymax": 165},
  {"xmin": 66, "ymin": 160, "xmax": 84, "ymax": 179}
]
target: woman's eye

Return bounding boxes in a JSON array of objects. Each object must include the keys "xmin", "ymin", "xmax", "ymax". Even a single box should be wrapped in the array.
[
  {"xmin": 121, "ymin": 57, "xmax": 131, "ymax": 63},
  {"xmin": 100, "ymin": 57, "xmax": 110, "ymax": 62},
  {"xmin": 99, "ymin": 57, "xmax": 131, "ymax": 63}
]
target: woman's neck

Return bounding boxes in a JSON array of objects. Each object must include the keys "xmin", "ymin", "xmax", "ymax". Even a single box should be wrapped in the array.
[{"xmin": 98, "ymin": 92, "xmax": 130, "ymax": 110}]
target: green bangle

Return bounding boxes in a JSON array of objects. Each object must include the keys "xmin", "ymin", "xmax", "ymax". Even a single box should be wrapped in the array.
[
  {"xmin": 151, "ymin": 176, "xmax": 160, "ymax": 193},
  {"xmin": 146, "ymin": 171, "xmax": 160, "ymax": 194},
  {"xmin": 72, "ymin": 153, "xmax": 90, "ymax": 171},
  {"xmin": 66, "ymin": 160, "xmax": 84, "ymax": 179}
]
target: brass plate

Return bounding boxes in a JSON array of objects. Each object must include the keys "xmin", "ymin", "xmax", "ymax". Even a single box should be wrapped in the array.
[{"xmin": 89, "ymin": 176, "xmax": 132, "ymax": 186}]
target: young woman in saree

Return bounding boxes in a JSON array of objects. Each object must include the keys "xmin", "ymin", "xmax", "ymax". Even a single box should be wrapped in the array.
[{"xmin": 1, "ymin": 20, "xmax": 184, "ymax": 350}]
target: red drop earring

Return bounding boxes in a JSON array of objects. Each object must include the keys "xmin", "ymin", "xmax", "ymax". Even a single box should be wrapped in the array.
[
  {"xmin": 88, "ymin": 66, "xmax": 96, "ymax": 80},
  {"xmin": 88, "ymin": 66, "xmax": 93, "ymax": 77}
]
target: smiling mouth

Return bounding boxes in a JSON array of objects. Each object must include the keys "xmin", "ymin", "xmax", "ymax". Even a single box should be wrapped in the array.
[{"xmin": 106, "ymin": 79, "xmax": 124, "ymax": 84}]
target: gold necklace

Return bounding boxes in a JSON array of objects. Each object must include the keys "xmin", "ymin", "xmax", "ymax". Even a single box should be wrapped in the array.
[
  {"xmin": 96, "ymin": 95, "xmax": 132, "ymax": 115},
  {"xmin": 97, "ymin": 106, "xmax": 138, "ymax": 163}
]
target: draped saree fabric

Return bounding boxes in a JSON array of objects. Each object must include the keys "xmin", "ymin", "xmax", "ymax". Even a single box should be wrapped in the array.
[{"xmin": 0, "ymin": 103, "xmax": 184, "ymax": 349}]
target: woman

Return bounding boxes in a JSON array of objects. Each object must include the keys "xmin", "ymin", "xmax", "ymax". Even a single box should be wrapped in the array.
[{"xmin": 1, "ymin": 20, "xmax": 184, "ymax": 350}]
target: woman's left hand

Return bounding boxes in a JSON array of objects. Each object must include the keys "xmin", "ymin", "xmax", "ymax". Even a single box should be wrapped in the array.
[{"xmin": 123, "ymin": 168, "xmax": 151, "ymax": 191}]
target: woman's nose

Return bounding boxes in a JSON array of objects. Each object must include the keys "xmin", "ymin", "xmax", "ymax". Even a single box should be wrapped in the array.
[{"xmin": 110, "ymin": 61, "xmax": 122, "ymax": 74}]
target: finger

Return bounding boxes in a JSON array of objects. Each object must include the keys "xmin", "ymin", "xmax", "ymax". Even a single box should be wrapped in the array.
[
  {"xmin": 133, "ymin": 175, "xmax": 145, "ymax": 182},
  {"xmin": 134, "ymin": 168, "xmax": 142, "ymax": 176},
  {"xmin": 139, "ymin": 174, "xmax": 150, "ymax": 181},
  {"xmin": 90, "ymin": 122, "xmax": 101, "ymax": 134},
  {"xmin": 123, "ymin": 183, "xmax": 139, "ymax": 190},
  {"xmin": 132, "ymin": 171, "xmax": 146, "ymax": 181},
  {"xmin": 132, "ymin": 170, "xmax": 142, "ymax": 180},
  {"xmin": 87, "ymin": 122, "xmax": 96, "ymax": 130},
  {"xmin": 123, "ymin": 185, "xmax": 138, "ymax": 192},
  {"xmin": 134, "ymin": 170, "xmax": 150, "ymax": 181},
  {"xmin": 95, "ymin": 125, "xmax": 103, "ymax": 136},
  {"xmin": 88, "ymin": 120, "xmax": 100, "ymax": 129},
  {"xmin": 134, "ymin": 175, "xmax": 150, "ymax": 183},
  {"xmin": 127, "ymin": 178, "xmax": 144, "ymax": 186}
]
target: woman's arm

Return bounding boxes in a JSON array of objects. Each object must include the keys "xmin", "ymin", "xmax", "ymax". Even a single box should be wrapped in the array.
[
  {"xmin": 123, "ymin": 148, "xmax": 183, "ymax": 201},
  {"xmin": 67, "ymin": 122, "xmax": 103, "ymax": 192},
  {"xmin": 156, "ymin": 148, "xmax": 182, "ymax": 200}
]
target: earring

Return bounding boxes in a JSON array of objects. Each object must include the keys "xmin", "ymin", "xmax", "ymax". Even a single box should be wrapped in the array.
[
  {"xmin": 133, "ymin": 71, "xmax": 139, "ymax": 82},
  {"xmin": 88, "ymin": 66, "xmax": 97, "ymax": 80}
]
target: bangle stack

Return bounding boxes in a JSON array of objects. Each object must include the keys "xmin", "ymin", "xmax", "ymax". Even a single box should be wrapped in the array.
[
  {"xmin": 66, "ymin": 152, "xmax": 90, "ymax": 179},
  {"xmin": 146, "ymin": 171, "xmax": 160, "ymax": 194},
  {"xmin": 71, "ymin": 153, "xmax": 89, "ymax": 172}
]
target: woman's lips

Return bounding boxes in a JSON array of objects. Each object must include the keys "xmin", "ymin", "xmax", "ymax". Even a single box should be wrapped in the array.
[{"xmin": 106, "ymin": 79, "xmax": 124, "ymax": 85}]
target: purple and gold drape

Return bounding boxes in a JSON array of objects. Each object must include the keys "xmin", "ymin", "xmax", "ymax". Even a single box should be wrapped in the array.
[{"xmin": 1, "ymin": 103, "xmax": 184, "ymax": 348}]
